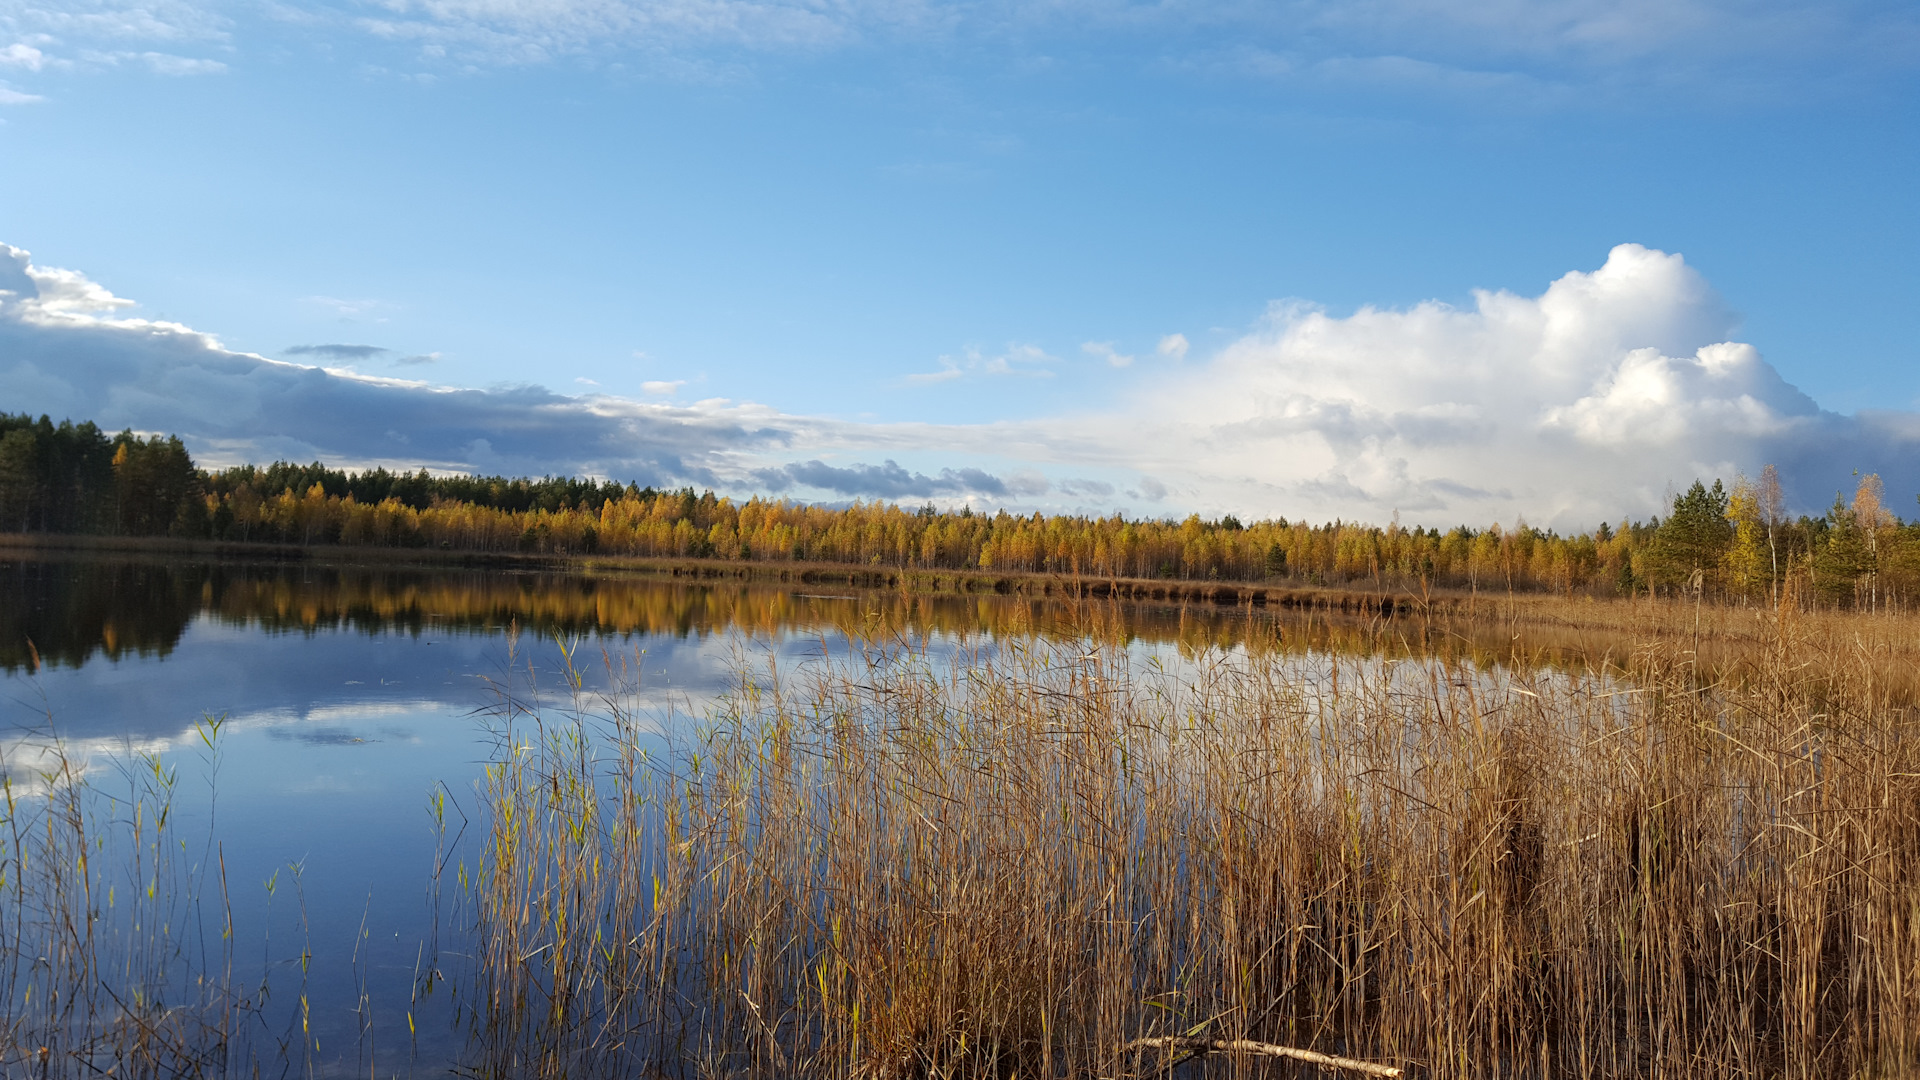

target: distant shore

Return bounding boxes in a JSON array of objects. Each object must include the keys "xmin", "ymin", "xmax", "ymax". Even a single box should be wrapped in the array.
[{"xmin": 0, "ymin": 530, "xmax": 1484, "ymax": 615}]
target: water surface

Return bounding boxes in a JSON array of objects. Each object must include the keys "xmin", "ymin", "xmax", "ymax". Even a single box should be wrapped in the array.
[{"xmin": 0, "ymin": 552, "xmax": 1580, "ymax": 1074}]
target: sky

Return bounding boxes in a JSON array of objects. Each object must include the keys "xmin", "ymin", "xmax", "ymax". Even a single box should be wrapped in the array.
[{"xmin": 1, "ymin": 0, "xmax": 1916, "ymax": 528}]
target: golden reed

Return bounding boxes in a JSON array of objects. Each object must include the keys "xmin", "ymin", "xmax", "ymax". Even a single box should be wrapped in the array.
[{"xmin": 467, "ymin": 599, "xmax": 1920, "ymax": 1079}]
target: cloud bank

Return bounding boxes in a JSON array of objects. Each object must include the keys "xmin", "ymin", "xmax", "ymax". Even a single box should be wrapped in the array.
[
  {"xmin": 2, "ymin": 240, "xmax": 1915, "ymax": 528},
  {"xmin": 1103, "ymin": 243, "xmax": 1920, "ymax": 526},
  {"xmin": 0, "ymin": 243, "xmax": 826, "ymax": 488}
]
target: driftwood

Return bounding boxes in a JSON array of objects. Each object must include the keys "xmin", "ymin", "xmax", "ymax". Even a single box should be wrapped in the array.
[{"xmin": 1124, "ymin": 1036, "xmax": 1402, "ymax": 1077}]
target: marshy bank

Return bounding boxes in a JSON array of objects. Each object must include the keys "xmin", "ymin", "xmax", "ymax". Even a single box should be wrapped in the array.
[{"xmin": 3, "ymin": 554, "xmax": 1918, "ymax": 1077}]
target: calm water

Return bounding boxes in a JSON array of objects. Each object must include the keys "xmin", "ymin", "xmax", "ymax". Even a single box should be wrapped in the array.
[
  {"xmin": 0, "ymin": 552, "xmax": 1593, "ymax": 1074},
  {"xmin": 0, "ymin": 553, "xmax": 1336, "ymax": 1073}
]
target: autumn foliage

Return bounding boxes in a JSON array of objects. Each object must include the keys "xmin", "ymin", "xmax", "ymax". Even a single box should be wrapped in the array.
[{"xmin": 6, "ymin": 414, "xmax": 1920, "ymax": 606}]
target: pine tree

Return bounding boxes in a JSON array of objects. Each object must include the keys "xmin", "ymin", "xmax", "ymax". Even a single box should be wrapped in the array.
[{"xmin": 1649, "ymin": 480, "xmax": 1734, "ymax": 592}]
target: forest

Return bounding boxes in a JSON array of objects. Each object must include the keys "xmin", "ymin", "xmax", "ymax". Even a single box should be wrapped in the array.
[{"xmin": 3, "ymin": 411, "xmax": 1916, "ymax": 606}]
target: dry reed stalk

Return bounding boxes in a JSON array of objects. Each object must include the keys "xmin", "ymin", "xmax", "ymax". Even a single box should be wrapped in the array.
[
  {"xmin": 1123, "ymin": 1035, "xmax": 1402, "ymax": 1075},
  {"xmin": 458, "ymin": 607, "xmax": 1920, "ymax": 1078}
]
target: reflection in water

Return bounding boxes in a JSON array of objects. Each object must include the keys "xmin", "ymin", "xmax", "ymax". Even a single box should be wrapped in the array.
[
  {"xmin": 2, "ymin": 552, "xmax": 1640, "ymax": 680},
  {"xmin": 0, "ymin": 553, "xmax": 1679, "ymax": 1075},
  {"xmin": 1, "ymin": 557, "xmax": 208, "ymax": 670}
]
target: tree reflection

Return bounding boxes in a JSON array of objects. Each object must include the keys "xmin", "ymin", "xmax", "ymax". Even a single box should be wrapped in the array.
[{"xmin": 4, "ymin": 553, "xmax": 1674, "ymax": 679}]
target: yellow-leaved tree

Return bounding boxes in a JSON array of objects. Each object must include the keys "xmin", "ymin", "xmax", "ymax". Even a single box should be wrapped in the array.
[
  {"xmin": 1853, "ymin": 473, "xmax": 1895, "ymax": 612},
  {"xmin": 1724, "ymin": 474, "xmax": 1767, "ymax": 599}
]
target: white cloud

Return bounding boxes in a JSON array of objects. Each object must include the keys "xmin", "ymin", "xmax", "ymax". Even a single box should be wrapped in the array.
[
  {"xmin": 0, "ymin": 43, "xmax": 46, "ymax": 69},
  {"xmin": 0, "ymin": 242, "xmax": 811, "ymax": 484},
  {"xmin": 1155, "ymin": 333, "xmax": 1188, "ymax": 362},
  {"xmin": 301, "ymin": 295, "xmax": 385, "ymax": 316},
  {"xmin": 640, "ymin": 379, "xmax": 685, "ymax": 395},
  {"xmin": 0, "ymin": 0, "xmax": 228, "ymax": 88},
  {"xmin": 984, "ymin": 343, "xmax": 1055, "ymax": 375},
  {"xmin": 902, "ymin": 361, "xmax": 964, "ymax": 385},
  {"xmin": 1089, "ymin": 243, "xmax": 1910, "ymax": 525},
  {"xmin": 1081, "ymin": 341, "xmax": 1133, "ymax": 368},
  {"xmin": 0, "ymin": 84, "xmax": 43, "ymax": 103},
  {"xmin": 2, "ymin": 253, "xmax": 136, "ymax": 315},
  {"xmin": 135, "ymin": 50, "xmax": 226, "ymax": 74},
  {"xmin": 5, "ymin": 0, "xmax": 227, "ymax": 44},
  {"xmin": 908, "ymin": 342, "xmax": 1059, "ymax": 384},
  {"xmin": 3, "ymin": 240, "xmax": 1916, "ymax": 527}
]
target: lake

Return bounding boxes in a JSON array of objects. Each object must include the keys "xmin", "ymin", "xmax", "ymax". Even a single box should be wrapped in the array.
[
  {"xmin": 11, "ymin": 551, "xmax": 1892, "ymax": 1080},
  {"xmin": 3, "ymin": 552, "xmax": 1427, "ymax": 1075}
]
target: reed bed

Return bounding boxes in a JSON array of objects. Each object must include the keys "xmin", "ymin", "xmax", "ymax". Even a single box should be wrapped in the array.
[
  {"xmin": 471, "ymin": 607, "xmax": 1920, "ymax": 1079},
  {"xmin": 0, "ymin": 722, "xmax": 248, "ymax": 1076}
]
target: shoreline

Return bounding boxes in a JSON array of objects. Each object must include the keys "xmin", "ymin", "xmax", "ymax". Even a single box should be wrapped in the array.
[{"xmin": 0, "ymin": 530, "xmax": 1477, "ymax": 614}]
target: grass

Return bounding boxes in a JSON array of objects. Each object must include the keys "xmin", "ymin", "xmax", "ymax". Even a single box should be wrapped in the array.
[{"xmin": 468, "ymin": 599, "xmax": 1920, "ymax": 1079}]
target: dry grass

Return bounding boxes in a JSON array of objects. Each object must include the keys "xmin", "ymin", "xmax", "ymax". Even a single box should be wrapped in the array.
[{"xmin": 469, "ymin": 602, "xmax": 1920, "ymax": 1079}]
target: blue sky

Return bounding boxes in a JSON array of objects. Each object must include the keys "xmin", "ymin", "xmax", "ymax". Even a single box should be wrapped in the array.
[{"xmin": 1, "ymin": 0, "xmax": 1916, "ymax": 525}]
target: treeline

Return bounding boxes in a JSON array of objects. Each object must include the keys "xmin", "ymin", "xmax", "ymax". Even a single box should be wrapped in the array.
[
  {"xmin": 0, "ymin": 416, "xmax": 199, "ymax": 536},
  {"xmin": 0, "ymin": 415, "xmax": 637, "ymax": 537},
  {"xmin": 5, "ymin": 413, "xmax": 1919, "ymax": 608}
]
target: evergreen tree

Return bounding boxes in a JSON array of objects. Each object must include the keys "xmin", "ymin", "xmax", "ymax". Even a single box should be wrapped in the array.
[
  {"xmin": 1813, "ymin": 492, "xmax": 1869, "ymax": 605},
  {"xmin": 1649, "ymin": 480, "xmax": 1734, "ymax": 592},
  {"xmin": 1264, "ymin": 541, "xmax": 1287, "ymax": 576}
]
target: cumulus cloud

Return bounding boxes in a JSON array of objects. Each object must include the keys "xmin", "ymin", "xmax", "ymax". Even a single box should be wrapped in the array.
[
  {"xmin": 1096, "ymin": 243, "xmax": 1919, "ymax": 526},
  {"xmin": 1156, "ymin": 334, "xmax": 1188, "ymax": 362},
  {"xmin": 3, "ymin": 240, "xmax": 1917, "ymax": 529}
]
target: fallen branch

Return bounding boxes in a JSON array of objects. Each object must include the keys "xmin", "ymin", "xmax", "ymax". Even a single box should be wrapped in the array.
[{"xmin": 1124, "ymin": 1036, "xmax": 1402, "ymax": 1077}]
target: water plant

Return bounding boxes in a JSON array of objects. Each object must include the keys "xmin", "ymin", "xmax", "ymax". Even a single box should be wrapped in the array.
[
  {"xmin": 464, "ymin": 603, "xmax": 1920, "ymax": 1078},
  {"xmin": 0, "ymin": 704, "xmax": 312, "ymax": 1077}
]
